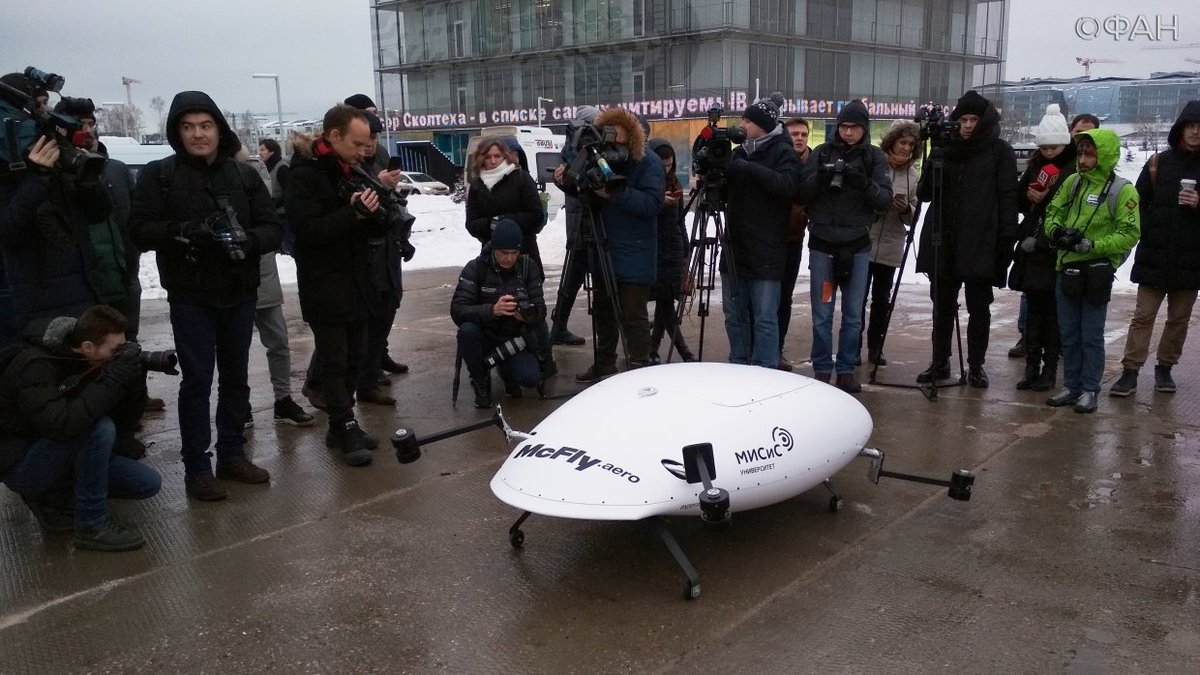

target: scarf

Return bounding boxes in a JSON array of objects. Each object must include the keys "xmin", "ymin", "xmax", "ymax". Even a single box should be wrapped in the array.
[
  {"xmin": 479, "ymin": 161, "xmax": 516, "ymax": 190},
  {"xmin": 887, "ymin": 149, "xmax": 913, "ymax": 169},
  {"xmin": 314, "ymin": 138, "xmax": 351, "ymax": 177},
  {"xmin": 741, "ymin": 124, "xmax": 784, "ymax": 157}
]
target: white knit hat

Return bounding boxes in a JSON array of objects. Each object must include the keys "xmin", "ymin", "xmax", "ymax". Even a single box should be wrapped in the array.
[{"xmin": 1034, "ymin": 104, "xmax": 1071, "ymax": 146}]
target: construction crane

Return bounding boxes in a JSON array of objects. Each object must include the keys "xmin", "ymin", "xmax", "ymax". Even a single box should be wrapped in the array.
[
  {"xmin": 1141, "ymin": 42, "xmax": 1200, "ymax": 52},
  {"xmin": 1076, "ymin": 57, "xmax": 1123, "ymax": 78},
  {"xmin": 121, "ymin": 76, "xmax": 140, "ymax": 112}
]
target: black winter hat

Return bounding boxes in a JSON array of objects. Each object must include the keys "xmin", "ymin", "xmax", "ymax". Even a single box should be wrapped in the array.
[
  {"xmin": 836, "ymin": 100, "xmax": 869, "ymax": 130},
  {"xmin": 54, "ymin": 96, "xmax": 97, "ymax": 121},
  {"xmin": 951, "ymin": 90, "xmax": 989, "ymax": 119},
  {"xmin": 491, "ymin": 218, "xmax": 523, "ymax": 251},
  {"xmin": 363, "ymin": 111, "xmax": 384, "ymax": 135},
  {"xmin": 0, "ymin": 73, "xmax": 38, "ymax": 106},
  {"xmin": 344, "ymin": 93, "xmax": 376, "ymax": 110},
  {"xmin": 742, "ymin": 98, "xmax": 780, "ymax": 133}
]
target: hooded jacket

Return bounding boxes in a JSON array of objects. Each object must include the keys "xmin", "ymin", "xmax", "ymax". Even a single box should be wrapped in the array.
[
  {"xmin": 648, "ymin": 139, "xmax": 689, "ymax": 287},
  {"xmin": 130, "ymin": 91, "xmax": 282, "ymax": 307},
  {"xmin": 724, "ymin": 122, "xmax": 804, "ymax": 280},
  {"xmin": 1130, "ymin": 101, "xmax": 1200, "ymax": 290},
  {"xmin": 1009, "ymin": 143, "xmax": 1078, "ymax": 292},
  {"xmin": 1043, "ymin": 129, "xmax": 1140, "ymax": 272},
  {"xmin": 915, "ymin": 96, "xmax": 1019, "ymax": 286},
  {"xmin": 867, "ymin": 121, "xmax": 920, "ymax": 269},
  {"xmin": 450, "ymin": 245, "xmax": 546, "ymax": 344}
]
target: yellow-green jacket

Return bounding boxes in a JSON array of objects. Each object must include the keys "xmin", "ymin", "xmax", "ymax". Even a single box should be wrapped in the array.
[{"xmin": 1044, "ymin": 128, "xmax": 1140, "ymax": 271}]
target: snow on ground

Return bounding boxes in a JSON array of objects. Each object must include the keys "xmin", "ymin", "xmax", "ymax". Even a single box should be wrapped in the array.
[{"xmin": 138, "ymin": 150, "xmax": 1154, "ymax": 301}]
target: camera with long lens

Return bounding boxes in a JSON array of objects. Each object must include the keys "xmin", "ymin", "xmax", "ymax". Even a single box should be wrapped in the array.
[
  {"xmin": 822, "ymin": 158, "xmax": 847, "ymax": 193},
  {"xmin": 1049, "ymin": 226, "xmax": 1085, "ymax": 251},
  {"xmin": 139, "ymin": 349, "xmax": 179, "ymax": 375},
  {"xmin": 0, "ymin": 66, "xmax": 106, "ymax": 184},
  {"xmin": 213, "ymin": 196, "xmax": 249, "ymax": 262},
  {"xmin": 692, "ymin": 103, "xmax": 747, "ymax": 175},
  {"xmin": 485, "ymin": 335, "xmax": 526, "ymax": 368},
  {"xmin": 914, "ymin": 104, "xmax": 961, "ymax": 147},
  {"xmin": 562, "ymin": 124, "xmax": 630, "ymax": 195}
]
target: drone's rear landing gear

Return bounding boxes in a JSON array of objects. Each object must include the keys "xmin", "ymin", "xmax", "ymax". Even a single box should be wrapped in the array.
[
  {"xmin": 652, "ymin": 517, "xmax": 701, "ymax": 600},
  {"xmin": 508, "ymin": 511, "xmax": 531, "ymax": 549},
  {"xmin": 822, "ymin": 479, "xmax": 843, "ymax": 512}
]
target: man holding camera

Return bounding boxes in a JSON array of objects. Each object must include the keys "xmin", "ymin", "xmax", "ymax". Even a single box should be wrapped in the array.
[
  {"xmin": 286, "ymin": 104, "xmax": 390, "ymax": 467},
  {"xmin": 915, "ymin": 91, "xmax": 1018, "ymax": 388},
  {"xmin": 131, "ymin": 91, "xmax": 282, "ymax": 500},
  {"xmin": 0, "ymin": 305, "xmax": 161, "ymax": 551},
  {"xmin": 452, "ymin": 219, "xmax": 546, "ymax": 407},
  {"xmin": 799, "ymin": 100, "xmax": 892, "ymax": 391},
  {"xmin": 720, "ymin": 98, "xmax": 803, "ymax": 369}
]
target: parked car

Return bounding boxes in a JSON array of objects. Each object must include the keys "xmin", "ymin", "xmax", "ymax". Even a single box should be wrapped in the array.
[
  {"xmin": 397, "ymin": 171, "xmax": 450, "ymax": 195},
  {"xmin": 1012, "ymin": 143, "xmax": 1037, "ymax": 177}
]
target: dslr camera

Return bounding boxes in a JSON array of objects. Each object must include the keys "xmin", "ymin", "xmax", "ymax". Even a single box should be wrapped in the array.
[
  {"xmin": 0, "ymin": 66, "xmax": 106, "ymax": 183},
  {"xmin": 915, "ymin": 104, "xmax": 961, "ymax": 147},
  {"xmin": 513, "ymin": 288, "xmax": 538, "ymax": 323},
  {"xmin": 562, "ymin": 123, "xmax": 629, "ymax": 195},
  {"xmin": 116, "ymin": 342, "xmax": 180, "ymax": 375},
  {"xmin": 821, "ymin": 158, "xmax": 847, "ymax": 193},
  {"xmin": 1049, "ymin": 226, "xmax": 1085, "ymax": 251}
]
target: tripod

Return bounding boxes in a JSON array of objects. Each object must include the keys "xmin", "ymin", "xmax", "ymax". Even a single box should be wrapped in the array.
[
  {"xmin": 868, "ymin": 141, "xmax": 966, "ymax": 401},
  {"xmin": 558, "ymin": 197, "xmax": 630, "ymax": 369},
  {"xmin": 670, "ymin": 175, "xmax": 740, "ymax": 363}
]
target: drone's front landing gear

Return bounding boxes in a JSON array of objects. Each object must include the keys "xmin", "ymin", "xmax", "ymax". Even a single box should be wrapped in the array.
[
  {"xmin": 508, "ymin": 511, "xmax": 532, "ymax": 549},
  {"xmin": 822, "ymin": 479, "xmax": 843, "ymax": 512},
  {"xmin": 653, "ymin": 517, "xmax": 701, "ymax": 600}
]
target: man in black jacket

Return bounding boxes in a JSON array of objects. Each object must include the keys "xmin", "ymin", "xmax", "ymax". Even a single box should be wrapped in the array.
[
  {"xmin": 915, "ymin": 90, "xmax": 1018, "ymax": 388},
  {"xmin": 720, "ymin": 98, "xmax": 804, "ymax": 368},
  {"xmin": 286, "ymin": 104, "xmax": 387, "ymax": 467},
  {"xmin": 1110, "ymin": 101, "xmax": 1200, "ymax": 396},
  {"xmin": 451, "ymin": 219, "xmax": 546, "ymax": 407},
  {"xmin": 130, "ymin": 91, "xmax": 283, "ymax": 500},
  {"xmin": 0, "ymin": 306, "xmax": 161, "ymax": 551}
]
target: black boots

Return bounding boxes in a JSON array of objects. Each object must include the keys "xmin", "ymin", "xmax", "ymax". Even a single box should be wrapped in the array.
[
  {"xmin": 471, "ymin": 374, "xmax": 493, "ymax": 408},
  {"xmin": 1016, "ymin": 359, "xmax": 1041, "ymax": 390},
  {"xmin": 916, "ymin": 361, "xmax": 951, "ymax": 384},
  {"xmin": 1033, "ymin": 357, "xmax": 1058, "ymax": 392}
]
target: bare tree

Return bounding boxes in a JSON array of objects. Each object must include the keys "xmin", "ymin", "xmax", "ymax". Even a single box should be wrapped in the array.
[{"xmin": 150, "ymin": 96, "xmax": 166, "ymax": 138}]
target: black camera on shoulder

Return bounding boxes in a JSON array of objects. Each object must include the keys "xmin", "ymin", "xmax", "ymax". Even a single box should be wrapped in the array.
[
  {"xmin": 692, "ymin": 103, "xmax": 747, "ymax": 175},
  {"xmin": 349, "ymin": 164, "xmax": 417, "ymax": 234},
  {"xmin": 0, "ymin": 66, "xmax": 106, "ymax": 184},
  {"xmin": 562, "ymin": 123, "xmax": 629, "ymax": 195},
  {"xmin": 1049, "ymin": 226, "xmax": 1085, "ymax": 251},
  {"xmin": 914, "ymin": 103, "xmax": 961, "ymax": 147}
]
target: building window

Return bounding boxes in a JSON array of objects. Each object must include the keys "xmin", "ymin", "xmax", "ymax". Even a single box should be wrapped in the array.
[
  {"xmin": 452, "ymin": 20, "xmax": 465, "ymax": 58},
  {"xmin": 633, "ymin": 0, "xmax": 645, "ymax": 37},
  {"xmin": 632, "ymin": 70, "xmax": 645, "ymax": 100}
]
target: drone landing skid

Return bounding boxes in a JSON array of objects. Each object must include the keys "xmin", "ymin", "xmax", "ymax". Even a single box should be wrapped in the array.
[{"xmin": 859, "ymin": 448, "xmax": 975, "ymax": 501}]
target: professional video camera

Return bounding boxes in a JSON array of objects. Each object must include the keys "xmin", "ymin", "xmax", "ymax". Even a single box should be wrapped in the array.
[
  {"xmin": 213, "ymin": 197, "xmax": 249, "ymax": 262},
  {"xmin": 914, "ymin": 104, "xmax": 961, "ymax": 146},
  {"xmin": 691, "ymin": 103, "xmax": 747, "ymax": 176},
  {"xmin": 561, "ymin": 123, "xmax": 629, "ymax": 195},
  {"xmin": 0, "ymin": 66, "xmax": 106, "ymax": 183},
  {"xmin": 350, "ymin": 164, "xmax": 417, "ymax": 233},
  {"xmin": 1049, "ymin": 226, "xmax": 1085, "ymax": 251}
]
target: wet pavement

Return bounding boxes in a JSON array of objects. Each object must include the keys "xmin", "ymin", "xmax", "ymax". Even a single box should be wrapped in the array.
[{"xmin": 1, "ymin": 266, "xmax": 1198, "ymax": 673}]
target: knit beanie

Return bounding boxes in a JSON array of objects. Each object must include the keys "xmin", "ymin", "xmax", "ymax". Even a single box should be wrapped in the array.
[
  {"xmin": 54, "ymin": 96, "xmax": 97, "ymax": 121},
  {"xmin": 363, "ymin": 111, "xmax": 384, "ymax": 135},
  {"xmin": 574, "ymin": 105, "xmax": 600, "ymax": 123},
  {"xmin": 1034, "ymin": 104, "xmax": 1071, "ymax": 146},
  {"xmin": 491, "ymin": 218, "xmax": 523, "ymax": 251},
  {"xmin": 951, "ymin": 90, "xmax": 989, "ymax": 120},
  {"xmin": 742, "ymin": 98, "xmax": 780, "ymax": 133},
  {"xmin": 344, "ymin": 93, "xmax": 376, "ymax": 110},
  {"xmin": 836, "ymin": 100, "xmax": 870, "ymax": 130}
]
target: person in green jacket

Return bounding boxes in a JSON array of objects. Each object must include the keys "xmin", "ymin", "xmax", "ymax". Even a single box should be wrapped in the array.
[{"xmin": 1042, "ymin": 128, "xmax": 1140, "ymax": 413}]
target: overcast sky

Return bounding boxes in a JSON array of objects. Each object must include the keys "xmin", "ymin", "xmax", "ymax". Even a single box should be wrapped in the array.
[{"xmin": 0, "ymin": 0, "xmax": 1194, "ymax": 125}]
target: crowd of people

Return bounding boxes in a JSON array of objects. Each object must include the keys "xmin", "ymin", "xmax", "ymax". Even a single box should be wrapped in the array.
[{"xmin": 1, "ymin": 65, "xmax": 1198, "ymax": 553}]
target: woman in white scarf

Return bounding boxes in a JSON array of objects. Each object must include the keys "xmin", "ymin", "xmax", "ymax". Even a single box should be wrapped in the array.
[{"xmin": 464, "ymin": 139, "xmax": 545, "ymax": 263}]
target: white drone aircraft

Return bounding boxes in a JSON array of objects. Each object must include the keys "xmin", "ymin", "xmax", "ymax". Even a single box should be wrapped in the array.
[{"xmin": 392, "ymin": 363, "xmax": 973, "ymax": 600}]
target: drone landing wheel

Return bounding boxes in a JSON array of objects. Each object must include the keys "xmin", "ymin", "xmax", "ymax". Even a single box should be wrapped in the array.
[
  {"xmin": 685, "ymin": 582, "xmax": 701, "ymax": 600},
  {"xmin": 828, "ymin": 496, "xmax": 843, "ymax": 513},
  {"xmin": 509, "ymin": 529, "xmax": 525, "ymax": 549}
]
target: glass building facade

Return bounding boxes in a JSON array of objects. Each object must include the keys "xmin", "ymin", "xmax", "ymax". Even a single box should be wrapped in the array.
[{"xmin": 371, "ymin": 0, "xmax": 1009, "ymax": 141}]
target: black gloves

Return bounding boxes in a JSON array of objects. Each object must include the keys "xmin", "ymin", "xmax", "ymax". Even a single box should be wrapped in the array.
[
  {"xmin": 102, "ymin": 342, "xmax": 145, "ymax": 387},
  {"xmin": 844, "ymin": 165, "xmax": 870, "ymax": 191},
  {"xmin": 401, "ymin": 241, "xmax": 416, "ymax": 262}
]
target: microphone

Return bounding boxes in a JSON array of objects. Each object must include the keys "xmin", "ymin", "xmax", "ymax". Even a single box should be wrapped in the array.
[{"xmin": 1030, "ymin": 163, "xmax": 1060, "ymax": 192}]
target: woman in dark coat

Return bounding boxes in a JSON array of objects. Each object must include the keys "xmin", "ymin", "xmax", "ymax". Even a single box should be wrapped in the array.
[
  {"xmin": 465, "ymin": 139, "xmax": 544, "ymax": 264},
  {"xmin": 647, "ymin": 139, "xmax": 694, "ymax": 363}
]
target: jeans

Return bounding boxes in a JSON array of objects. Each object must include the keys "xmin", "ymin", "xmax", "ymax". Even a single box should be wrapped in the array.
[
  {"xmin": 723, "ymin": 275, "xmax": 782, "ymax": 368},
  {"xmin": 1056, "ymin": 275, "xmax": 1109, "ymax": 394},
  {"xmin": 2, "ymin": 418, "xmax": 161, "ymax": 528},
  {"xmin": 170, "ymin": 300, "xmax": 256, "ymax": 477},
  {"xmin": 808, "ymin": 250, "xmax": 869, "ymax": 375},
  {"xmin": 777, "ymin": 237, "xmax": 805, "ymax": 353},
  {"xmin": 930, "ymin": 277, "xmax": 994, "ymax": 367},
  {"xmin": 1121, "ymin": 285, "xmax": 1198, "ymax": 370},
  {"xmin": 308, "ymin": 320, "xmax": 368, "ymax": 425},
  {"xmin": 457, "ymin": 322, "xmax": 541, "ymax": 387}
]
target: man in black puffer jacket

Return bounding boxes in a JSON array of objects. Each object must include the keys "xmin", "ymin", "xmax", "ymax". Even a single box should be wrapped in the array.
[
  {"xmin": 915, "ymin": 90, "xmax": 1018, "ymax": 388},
  {"xmin": 130, "ymin": 91, "xmax": 282, "ymax": 501},
  {"xmin": 1110, "ymin": 100, "xmax": 1200, "ymax": 396}
]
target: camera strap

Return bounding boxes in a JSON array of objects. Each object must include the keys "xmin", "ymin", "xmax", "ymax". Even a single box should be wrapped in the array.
[{"xmin": 1064, "ymin": 171, "xmax": 1117, "ymax": 239}]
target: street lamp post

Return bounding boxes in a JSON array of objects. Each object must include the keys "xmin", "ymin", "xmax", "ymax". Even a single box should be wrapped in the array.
[
  {"xmin": 537, "ymin": 97, "xmax": 554, "ymax": 127},
  {"xmin": 252, "ymin": 73, "xmax": 285, "ymax": 154}
]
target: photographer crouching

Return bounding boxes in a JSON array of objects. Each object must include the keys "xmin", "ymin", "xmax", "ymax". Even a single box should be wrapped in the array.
[
  {"xmin": 0, "ymin": 306, "xmax": 163, "ymax": 551},
  {"xmin": 452, "ymin": 219, "xmax": 546, "ymax": 407}
]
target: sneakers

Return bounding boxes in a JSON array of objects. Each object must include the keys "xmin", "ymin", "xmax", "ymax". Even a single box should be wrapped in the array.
[
  {"xmin": 1008, "ymin": 336, "xmax": 1026, "ymax": 358},
  {"xmin": 835, "ymin": 373, "xmax": 861, "ymax": 393},
  {"xmin": 325, "ymin": 419, "xmax": 373, "ymax": 467},
  {"xmin": 967, "ymin": 366, "xmax": 989, "ymax": 389},
  {"xmin": 471, "ymin": 375, "xmax": 493, "ymax": 409},
  {"xmin": 1109, "ymin": 369, "xmax": 1138, "ymax": 397},
  {"xmin": 185, "ymin": 473, "xmax": 228, "ymax": 501},
  {"xmin": 1073, "ymin": 391, "xmax": 1099, "ymax": 414},
  {"xmin": 22, "ymin": 495, "xmax": 74, "ymax": 534},
  {"xmin": 216, "ymin": 457, "xmax": 271, "ymax": 484},
  {"xmin": 551, "ymin": 329, "xmax": 586, "ymax": 346},
  {"xmin": 916, "ymin": 361, "xmax": 951, "ymax": 384},
  {"xmin": 73, "ymin": 521, "xmax": 145, "ymax": 552},
  {"xmin": 575, "ymin": 364, "xmax": 618, "ymax": 383},
  {"xmin": 1154, "ymin": 364, "xmax": 1176, "ymax": 393},
  {"xmin": 274, "ymin": 396, "xmax": 315, "ymax": 426},
  {"xmin": 356, "ymin": 386, "xmax": 396, "ymax": 406},
  {"xmin": 1046, "ymin": 388, "xmax": 1082, "ymax": 407},
  {"xmin": 381, "ymin": 355, "xmax": 410, "ymax": 374},
  {"xmin": 301, "ymin": 384, "xmax": 327, "ymax": 411}
]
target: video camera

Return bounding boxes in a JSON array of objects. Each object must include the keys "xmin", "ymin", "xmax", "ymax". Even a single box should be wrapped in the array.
[
  {"xmin": 692, "ymin": 103, "xmax": 746, "ymax": 175},
  {"xmin": 561, "ymin": 123, "xmax": 629, "ymax": 195},
  {"xmin": 0, "ymin": 66, "xmax": 106, "ymax": 183},
  {"xmin": 350, "ymin": 164, "xmax": 417, "ymax": 234},
  {"xmin": 914, "ymin": 104, "xmax": 961, "ymax": 147},
  {"xmin": 1049, "ymin": 226, "xmax": 1085, "ymax": 251}
]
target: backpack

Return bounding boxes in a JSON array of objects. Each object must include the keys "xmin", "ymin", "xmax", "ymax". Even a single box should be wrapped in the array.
[{"xmin": 1059, "ymin": 171, "xmax": 1132, "ymax": 221}]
